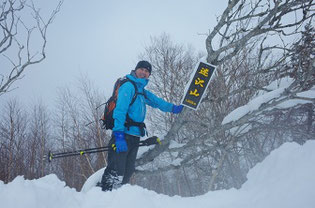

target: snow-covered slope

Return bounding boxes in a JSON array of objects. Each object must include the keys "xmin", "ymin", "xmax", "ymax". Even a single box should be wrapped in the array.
[{"xmin": 1, "ymin": 140, "xmax": 315, "ymax": 208}]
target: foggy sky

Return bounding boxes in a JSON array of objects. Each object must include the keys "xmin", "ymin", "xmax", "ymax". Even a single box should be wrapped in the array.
[{"xmin": 1, "ymin": 0, "xmax": 226, "ymax": 109}]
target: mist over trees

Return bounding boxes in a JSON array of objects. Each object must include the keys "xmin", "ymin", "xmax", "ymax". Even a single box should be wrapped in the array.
[{"xmin": 0, "ymin": 0, "xmax": 314, "ymax": 196}]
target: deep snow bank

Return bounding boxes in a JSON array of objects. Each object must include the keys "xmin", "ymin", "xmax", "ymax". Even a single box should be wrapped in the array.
[{"xmin": 1, "ymin": 140, "xmax": 315, "ymax": 208}]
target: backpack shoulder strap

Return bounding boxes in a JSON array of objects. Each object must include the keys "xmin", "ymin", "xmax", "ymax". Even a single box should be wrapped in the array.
[
  {"xmin": 125, "ymin": 78, "xmax": 148, "ymax": 101},
  {"xmin": 122, "ymin": 77, "xmax": 138, "ymax": 106}
]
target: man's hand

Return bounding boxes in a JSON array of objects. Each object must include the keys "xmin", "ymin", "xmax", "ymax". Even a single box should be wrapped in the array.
[
  {"xmin": 112, "ymin": 131, "xmax": 128, "ymax": 153},
  {"xmin": 172, "ymin": 105, "xmax": 184, "ymax": 114}
]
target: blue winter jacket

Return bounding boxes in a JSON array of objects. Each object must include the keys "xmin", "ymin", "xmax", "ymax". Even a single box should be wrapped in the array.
[{"xmin": 113, "ymin": 73, "xmax": 174, "ymax": 136}]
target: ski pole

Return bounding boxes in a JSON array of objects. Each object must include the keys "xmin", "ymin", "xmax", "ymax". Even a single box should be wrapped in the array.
[{"xmin": 47, "ymin": 136, "xmax": 161, "ymax": 162}]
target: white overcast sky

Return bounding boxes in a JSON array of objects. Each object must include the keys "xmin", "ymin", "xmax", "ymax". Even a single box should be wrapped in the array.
[{"xmin": 1, "ymin": 0, "xmax": 226, "ymax": 109}]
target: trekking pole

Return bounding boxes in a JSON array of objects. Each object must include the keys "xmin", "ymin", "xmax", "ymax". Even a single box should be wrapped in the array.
[
  {"xmin": 47, "ymin": 136, "xmax": 161, "ymax": 162},
  {"xmin": 47, "ymin": 146, "xmax": 111, "ymax": 162}
]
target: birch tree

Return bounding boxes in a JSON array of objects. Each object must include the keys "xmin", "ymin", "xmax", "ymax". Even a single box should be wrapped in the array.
[
  {"xmin": 52, "ymin": 77, "xmax": 110, "ymax": 190},
  {"xmin": 0, "ymin": 99, "xmax": 27, "ymax": 182}
]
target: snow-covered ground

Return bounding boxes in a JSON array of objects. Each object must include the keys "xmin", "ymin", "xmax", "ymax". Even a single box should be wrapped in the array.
[{"xmin": 1, "ymin": 140, "xmax": 315, "ymax": 208}]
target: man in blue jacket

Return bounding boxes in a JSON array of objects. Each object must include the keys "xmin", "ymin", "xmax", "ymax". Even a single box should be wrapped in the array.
[{"xmin": 100, "ymin": 60, "xmax": 183, "ymax": 191}]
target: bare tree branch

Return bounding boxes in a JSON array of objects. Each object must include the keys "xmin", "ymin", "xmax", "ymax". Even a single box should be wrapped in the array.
[{"xmin": 0, "ymin": 0, "xmax": 63, "ymax": 96}]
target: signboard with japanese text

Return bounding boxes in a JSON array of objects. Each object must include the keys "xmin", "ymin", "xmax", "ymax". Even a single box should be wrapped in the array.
[{"xmin": 181, "ymin": 62, "xmax": 216, "ymax": 110}]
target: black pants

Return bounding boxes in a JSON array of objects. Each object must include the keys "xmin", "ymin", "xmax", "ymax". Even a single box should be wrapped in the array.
[{"xmin": 101, "ymin": 134, "xmax": 140, "ymax": 191}]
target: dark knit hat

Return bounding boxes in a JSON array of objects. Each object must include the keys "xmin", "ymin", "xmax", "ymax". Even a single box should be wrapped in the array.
[{"xmin": 135, "ymin": 60, "xmax": 152, "ymax": 74}]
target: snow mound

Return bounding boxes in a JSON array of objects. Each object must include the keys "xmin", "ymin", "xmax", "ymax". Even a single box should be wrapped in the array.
[
  {"xmin": 81, "ymin": 167, "xmax": 105, "ymax": 192},
  {"xmin": 1, "ymin": 140, "xmax": 315, "ymax": 208}
]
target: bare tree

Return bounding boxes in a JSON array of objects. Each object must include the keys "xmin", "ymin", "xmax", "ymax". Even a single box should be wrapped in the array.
[
  {"xmin": 51, "ymin": 76, "xmax": 110, "ymax": 190},
  {"xmin": 0, "ymin": 0, "xmax": 62, "ymax": 95},
  {"xmin": 0, "ymin": 98, "xmax": 55, "ymax": 182},
  {"xmin": 135, "ymin": 45, "xmax": 271, "ymax": 195},
  {"xmin": 26, "ymin": 101, "xmax": 50, "ymax": 178},
  {"xmin": 140, "ymin": 33, "xmax": 203, "ymax": 137},
  {"xmin": 135, "ymin": 0, "xmax": 314, "ymax": 196},
  {"xmin": 205, "ymin": 0, "xmax": 314, "ymax": 65},
  {"xmin": 136, "ymin": 0, "xmax": 314, "ymax": 171},
  {"xmin": 0, "ymin": 99, "xmax": 27, "ymax": 182},
  {"xmin": 78, "ymin": 76, "xmax": 109, "ymax": 170}
]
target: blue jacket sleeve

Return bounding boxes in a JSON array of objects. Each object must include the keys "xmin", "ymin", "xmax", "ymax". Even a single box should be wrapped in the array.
[
  {"xmin": 144, "ymin": 90, "xmax": 173, "ymax": 112},
  {"xmin": 113, "ymin": 82, "xmax": 135, "ymax": 132}
]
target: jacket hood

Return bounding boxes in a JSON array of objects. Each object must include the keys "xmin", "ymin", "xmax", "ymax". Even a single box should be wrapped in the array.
[{"xmin": 127, "ymin": 72, "xmax": 149, "ymax": 89}]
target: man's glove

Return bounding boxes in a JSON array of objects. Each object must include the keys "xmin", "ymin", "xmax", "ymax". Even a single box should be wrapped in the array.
[
  {"xmin": 112, "ymin": 131, "xmax": 128, "ymax": 153},
  {"xmin": 172, "ymin": 105, "xmax": 184, "ymax": 114}
]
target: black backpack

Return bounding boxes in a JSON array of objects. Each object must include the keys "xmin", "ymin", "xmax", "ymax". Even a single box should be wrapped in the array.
[{"xmin": 100, "ymin": 77, "xmax": 146, "ymax": 134}]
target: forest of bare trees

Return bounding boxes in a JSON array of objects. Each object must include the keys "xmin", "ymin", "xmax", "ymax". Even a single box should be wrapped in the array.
[{"xmin": 1, "ymin": 0, "xmax": 314, "ymax": 196}]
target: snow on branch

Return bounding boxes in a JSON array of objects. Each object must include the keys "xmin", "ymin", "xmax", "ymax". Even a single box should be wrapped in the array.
[
  {"xmin": 136, "ymin": 1, "xmax": 314, "ymax": 172},
  {"xmin": 206, "ymin": 0, "xmax": 315, "ymax": 65}
]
